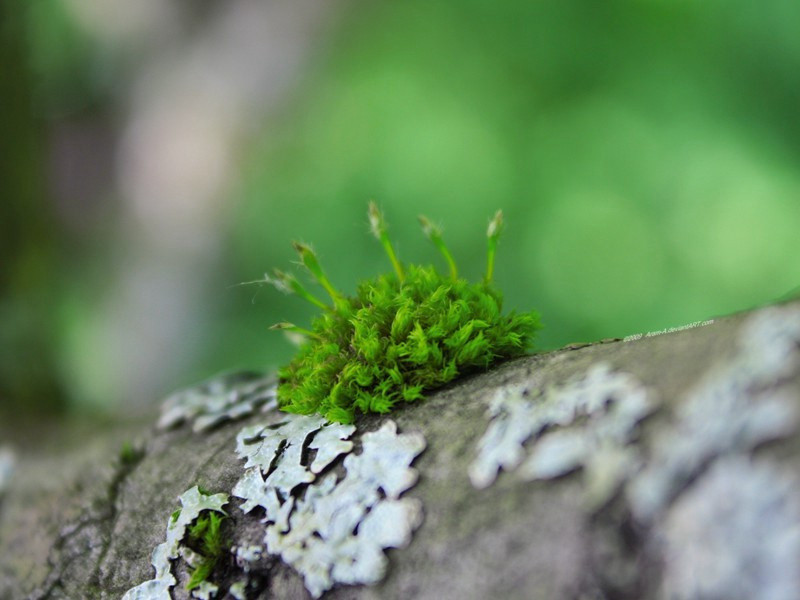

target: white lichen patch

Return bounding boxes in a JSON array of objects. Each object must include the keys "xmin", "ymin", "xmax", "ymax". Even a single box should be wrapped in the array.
[
  {"xmin": 469, "ymin": 363, "xmax": 654, "ymax": 507},
  {"xmin": 233, "ymin": 414, "xmax": 352, "ymax": 520},
  {"xmin": 468, "ymin": 384, "xmax": 539, "ymax": 489},
  {"xmin": 191, "ymin": 581, "xmax": 219, "ymax": 600},
  {"xmin": 158, "ymin": 372, "xmax": 277, "ymax": 432},
  {"xmin": 229, "ymin": 580, "xmax": 248, "ymax": 600},
  {"xmin": 658, "ymin": 456, "xmax": 800, "ymax": 600},
  {"xmin": 628, "ymin": 305, "xmax": 800, "ymax": 521},
  {"xmin": 232, "ymin": 418, "xmax": 426, "ymax": 598},
  {"xmin": 122, "ymin": 486, "xmax": 228, "ymax": 600},
  {"xmin": 233, "ymin": 544, "xmax": 263, "ymax": 570}
]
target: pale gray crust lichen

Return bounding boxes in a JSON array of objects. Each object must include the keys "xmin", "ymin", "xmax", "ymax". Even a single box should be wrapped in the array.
[
  {"xmin": 469, "ymin": 362, "xmax": 655, "ymax": 508},
  {"xmin": 233, "ymin": 417, "xmax": 426, "ymax": 598},
  {"xmin": 145, "ymin": 374, "xmax": 427, "ymax": 599},
  {"xmin": 189, "ymin": 580, "xmax": 219, "ymax": 600},
  {"xmin": 623, "ymin": 305, "xmax": 800, "ymax": 598},
  {"xmin": 228, "ymin": 580, "xmax": 249, "ymax": 600},
  {"xmin": 158, "ymin": 372, "xmax": 277, "ymax": 433},
  {"xmin": 469, "ymin": 304, "xmax": 800, "ymax": 598},
  {"xmin": 628, "ymin": 305, "xmax": 800, "ymax": 521},
  {"xmin": 232, "ymin": 414, "xmax": 353, "ymax": 520},
  {"xmin": 121, "ymin": 486, "xmax": 229, "ymax": 600},
  {"xmin": 658, "ymin": 455, "xmax": 800, "ymax": 600}
]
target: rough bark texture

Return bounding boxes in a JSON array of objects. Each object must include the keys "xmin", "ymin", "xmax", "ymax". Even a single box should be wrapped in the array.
[{"xmin": 2, "ymin": 300, "xmax": 799, "ymax": 600}]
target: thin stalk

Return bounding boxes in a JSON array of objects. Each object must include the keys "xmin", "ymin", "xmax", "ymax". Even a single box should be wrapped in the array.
[
  {"xmin": 368, "ymin": 201, "xmax": 405, "ymax": 283},
  {"xmin": 270, "ymin": 322, "xmax": 321, "ymax": 339},
  {"xmin": 292, "ymin": 242, "xmax": 345, "ymax": 305},
  {"xmin": 419, "ymin": 215, "xmax": 458, "ymax": 279},
  {"xmin": 485, "ymin": 210, "xmax": 503, "ymax": 284},
  {"xmin": 271, "ymin": 269, "xmax": 328, "ymax": 310}
]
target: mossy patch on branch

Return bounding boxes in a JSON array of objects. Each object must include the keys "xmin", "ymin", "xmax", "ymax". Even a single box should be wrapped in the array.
[
  {"xmin": 263, "ymin": 204, "xmax": 541, "ymax": 423},
  {"xmin": 184, "ymin": 511, "xmax": 229, "ymax": 592}
]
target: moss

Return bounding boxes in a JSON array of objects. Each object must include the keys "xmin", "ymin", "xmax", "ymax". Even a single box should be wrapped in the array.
[
  {"xmin": 184, "ymin": 511, "xmax": 229, "ymax": 592},
  {"xmin": 264, "ymin": 204, "xmax": 541, "ymax": 423},
  {"xmin": 118, "ymin": 441, "xmax": 143, "ymax": 467}
]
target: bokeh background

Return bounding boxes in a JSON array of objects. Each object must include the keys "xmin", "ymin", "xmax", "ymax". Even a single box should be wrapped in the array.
[{"xmin": 2, "ymin": 0, "xmax": 799, "ymax": 422}]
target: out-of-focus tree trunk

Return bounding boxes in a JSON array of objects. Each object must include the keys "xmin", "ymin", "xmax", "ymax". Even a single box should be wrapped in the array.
[{"xmin": 0, "ymin": 0, "xmax": 66, "ymax": 419}]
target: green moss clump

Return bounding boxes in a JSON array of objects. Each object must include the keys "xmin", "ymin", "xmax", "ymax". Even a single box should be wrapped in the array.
[
  {"xmin": 184, "ymin": 511, "xmax": 228, "ymax": 591},
  {"xmin": 118, "ymin": 441, "xmax": 143, "ymax": 467},
  {"xmin": 266, "ymin": 204, "xmax": 541, "ymax": 424}
]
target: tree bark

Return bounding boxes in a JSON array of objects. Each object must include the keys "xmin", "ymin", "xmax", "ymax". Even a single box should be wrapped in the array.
[{"xmin": 2, "ymin": 300, "xmax": 799, "ymax": 600}]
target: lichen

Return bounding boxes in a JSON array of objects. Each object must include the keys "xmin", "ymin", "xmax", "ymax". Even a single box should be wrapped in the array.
[
  {"xmin": 232, "ymin": 417, "xmax": 426, "ymax": 598},
  {"xmin": 157, "ymin": 372, "xmax": 277, "ymax": 432},
  {"xmin": 466, "ymin": 304, "xmax": 800, "ymax": 597},
  {"xmin": 469, "ymin": 363, "xmax": 655, "ymax": 507},
  {"xmin": 233, "ymin": 544, "xmax": 263, "ymax": 570},
  {"xmin": 121, "ymin": 486, "xmax": 229, "ymax": 600},
  {"xmin": 263, "ymin": 203, "xmax": 540, "ymax": 423},
  {"xmin": 658, "ymin": 456, "xmax": 800, "ymax": 600},
  {"xmin": 628, "ymin": 305, "xmax": 800, "ymax": 520},
  {"xmin": 189, "ymin": 581, "xmax": 219, "ymax": 600},
  {"xmin": 467, "ymin": 382, "xmax": 538, "ymax": 489},
  {"xmin": 233, "ymin": 414, "xmax": 353, "ymax": 520},
  {"xmin": 228, "ymin": 580, "xmax": 248, "ymax": 600},
  {"xmin": 471, "ymin": 304, "xmax": 800, "ymax": 521}
]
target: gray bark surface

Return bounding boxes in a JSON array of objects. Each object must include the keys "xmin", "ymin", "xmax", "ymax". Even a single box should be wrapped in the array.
[{"xmin": 1, "ymin": 300, "xmax": 799, "ymax": 600}]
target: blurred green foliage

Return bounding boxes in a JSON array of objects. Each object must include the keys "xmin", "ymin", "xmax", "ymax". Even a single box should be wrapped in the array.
[
  {"xmin": 2, "ymin": 0, "xmax": 800, "ymax": 414},
  {"xmin": 215, "ymin": 0, "xmax": 800, "ymax": 378},
  {"xmin": 0, "ymin": 0, "xmax": 67, "ymax": 417}
]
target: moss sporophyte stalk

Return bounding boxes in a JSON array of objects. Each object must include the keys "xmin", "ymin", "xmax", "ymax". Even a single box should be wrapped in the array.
[{"xmin": 263, "ymin": 204, "xmax": 541, "ymax": 424}]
